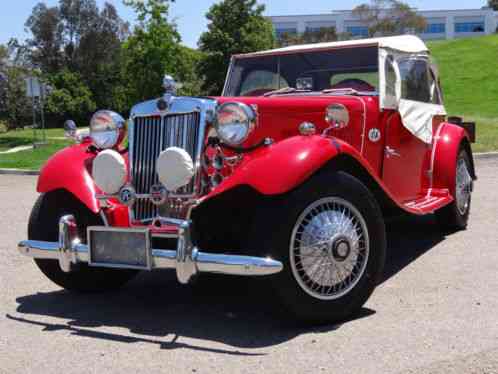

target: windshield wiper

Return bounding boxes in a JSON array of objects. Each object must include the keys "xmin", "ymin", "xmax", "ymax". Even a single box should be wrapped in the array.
[
  {"xmin": 321, "ymin": 88, "xmax": 360, "ymax": 95},
  {"xmin": 263, "ymin": 87, "xmax": 311, "ymax": 97}
]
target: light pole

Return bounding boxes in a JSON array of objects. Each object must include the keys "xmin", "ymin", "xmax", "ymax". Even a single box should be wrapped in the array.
[{"xmin": 25, "ymin": 76, "xmax": 48, "ymax": 147}]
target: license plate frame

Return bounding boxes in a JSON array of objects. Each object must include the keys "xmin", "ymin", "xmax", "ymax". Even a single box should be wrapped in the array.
[{"xmin": 87, "ymin": 226, "xmax": 152, "ymax": 270}]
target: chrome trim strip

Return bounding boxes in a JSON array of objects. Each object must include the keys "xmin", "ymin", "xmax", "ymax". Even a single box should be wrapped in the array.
[
  {"xmin": 97, "ymin": 193, "xmax": 197, "ymax": 201},
  {"xmin": 429, "ymin": 123, "xmax": 445, "ymax": 191},
  {"xmin": 99, "ymin": 210, "xmax": 109, "ymax": 226},
  {"xmin": 132, "ymin": 110, "xmax": 197, "ymax": 118},
  {"xmin": 349, "ymin": 96, "xmax": 368, "ymax": 156},
  {"xmin": 222, "ymin": 56, "xmax": 235, "ymax": 96},
  {"xmin": 152, "ymin": 233, "xmax": 178, "ymax": 239}
]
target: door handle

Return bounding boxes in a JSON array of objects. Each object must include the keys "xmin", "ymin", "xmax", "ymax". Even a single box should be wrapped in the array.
[{"xmin": 385, "ymin": 146, "xmax": 401, "ymax": 158}]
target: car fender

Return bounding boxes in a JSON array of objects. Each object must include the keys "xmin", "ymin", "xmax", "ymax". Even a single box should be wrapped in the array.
[
  {"xmin": 206, "ymin": 135, "xmax": 385, "ymax": 200},
  {"xmin": 37, "ymin": 144, "xmax": 100, "ymax": 213},
  {"xmin": 431, "ymin": 122, "xmax": 474, "ymax": 197}
]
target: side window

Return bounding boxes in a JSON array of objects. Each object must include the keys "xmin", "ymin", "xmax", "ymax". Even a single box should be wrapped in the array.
[
  {"xmin": 385, "ymin": 55, "xmax": 397, "ymax": 98},
  {"xmin": 428, "ymin": 69, "xmax": 442, "ymax": 105},
  {"xmin": 398, "ymin": 58, "xmax": 431, "ymax": 103},
  {"xmin": 239, "ymin": 70, "xmax": 288, "ymax": 96}
]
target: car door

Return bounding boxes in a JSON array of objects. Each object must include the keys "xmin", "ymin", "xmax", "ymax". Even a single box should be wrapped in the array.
[
  {"xmin": 382, "ymin": 112, "xmax": 431, "ymax": 202},
  {"xmin": 381, "ymin": 56, "xmax": 438, "ymax": 202}
]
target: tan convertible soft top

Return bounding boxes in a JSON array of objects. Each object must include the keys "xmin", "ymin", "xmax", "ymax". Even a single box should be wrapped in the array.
[
  {"xmin": 234, "ymin": 35, "xmax": 444, "ymax": 144},
  {"xmin": 235, "ymin": 35, "xmax": 429, "ymax": 58}
]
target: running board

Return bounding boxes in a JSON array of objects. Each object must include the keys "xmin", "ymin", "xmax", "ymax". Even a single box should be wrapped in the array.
[{"xmin": 404, "ymin": 189, "xmax": 453, "ymax": 214}]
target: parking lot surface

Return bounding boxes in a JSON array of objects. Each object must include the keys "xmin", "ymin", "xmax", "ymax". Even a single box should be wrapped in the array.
[{"xmin": 1, "ymin": 157, "xmax": 498, "ymax": 374}]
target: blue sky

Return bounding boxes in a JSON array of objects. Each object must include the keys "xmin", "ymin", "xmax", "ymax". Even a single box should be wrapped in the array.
[{"xmin": 0, "ymin": 0, "xmax": 487, "ymax": 48}]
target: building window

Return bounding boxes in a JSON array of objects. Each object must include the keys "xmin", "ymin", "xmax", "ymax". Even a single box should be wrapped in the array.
[
  {"xmin": 424, "ymin": 23, "xmax": 446, "ymax": 34},
  {"xmin": 346, "ymin": 26, "xmax": 369, "ymax": 37},
  {"xmin": 275, "ymin": 28, "xmax": 298, "ymax": 39},
  {"xmin": 306, "ymin": 27, "xmax": 326, "ymax": 33},
  {"xmin": 455, "ymin": 22, "xmax": 485, "ymax": 33}
]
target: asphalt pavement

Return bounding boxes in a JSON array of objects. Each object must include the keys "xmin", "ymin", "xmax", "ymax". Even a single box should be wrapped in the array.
[{"xmin": 1, "ymin": 157, "xmax": 497, "ymax": 374}]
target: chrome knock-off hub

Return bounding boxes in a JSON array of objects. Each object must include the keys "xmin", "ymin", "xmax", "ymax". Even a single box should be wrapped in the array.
[{"xmin": 331, "ymin": 236, "xmax": 352, "ymax": 261}]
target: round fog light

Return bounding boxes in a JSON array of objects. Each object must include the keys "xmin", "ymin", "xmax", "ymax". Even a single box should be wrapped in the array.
[
  {"xmin": 156, "ymin": 147, "xmax": 194, "ymax": 191},
  {"xmin": 92, "ymin": 149, "xmax": 127, "ymax": 195}
]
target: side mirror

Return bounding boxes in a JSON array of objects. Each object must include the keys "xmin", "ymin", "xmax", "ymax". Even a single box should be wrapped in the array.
[{"xmin": 64, "ymin": 120, "xmax": 78, "ymax": 140}]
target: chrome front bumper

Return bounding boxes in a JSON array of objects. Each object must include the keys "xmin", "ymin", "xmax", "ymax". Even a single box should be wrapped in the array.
[{"xmin": 18, "ymin": 215, "xmax": 283, "ymax": 284}]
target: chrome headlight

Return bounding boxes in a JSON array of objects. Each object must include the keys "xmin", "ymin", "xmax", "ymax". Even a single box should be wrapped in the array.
[
  {"xmin": 90, "ymin": 110, "xmax": 126, "ymax": 149},
  {"xmin": 214, "ymin": 102, "xmax": 256, "ymax": 146}
]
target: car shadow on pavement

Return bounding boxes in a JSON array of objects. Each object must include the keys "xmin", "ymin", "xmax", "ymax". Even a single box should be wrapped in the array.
[
  {"xmin": 8, "ymin": 274, "xmax": 374, "ymax": 354},
  {"xmin": 9, "ymin": 215, "xmax": 447, "ymax": 354},
  {"xmin": 382, "ymin": 214, "xmax": 447, "ymax": 283}
]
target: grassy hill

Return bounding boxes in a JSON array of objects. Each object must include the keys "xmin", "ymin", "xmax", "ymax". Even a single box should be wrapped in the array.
[{"xmin": 428, "ymin": 35, "xmax": 498, "ymax": 152}]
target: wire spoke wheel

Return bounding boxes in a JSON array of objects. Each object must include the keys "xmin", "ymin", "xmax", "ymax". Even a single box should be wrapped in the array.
[
  {"xmin": 290, "ymin": 197, "xmax": 370, "ymax": 301},
  {"xmin": 455, "ymin": 157, "xmax": 472, "ymax": 215}
]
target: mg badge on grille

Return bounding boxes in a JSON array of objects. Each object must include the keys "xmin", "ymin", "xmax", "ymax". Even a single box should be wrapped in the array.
[{"xmin": 118, "ymin": 185, "xmax": 137, "ymax": 206}]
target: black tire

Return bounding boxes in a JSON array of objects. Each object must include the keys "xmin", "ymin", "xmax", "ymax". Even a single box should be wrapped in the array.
[
  {"xmin": 28, "ymin": 190, "xmax": 138, "ymax": 293},
  {"xmin": 435, "ymin": 149, "xmax": 473, "ymax": 231},
  {"xmin": 249, "ymin": 171, "xmax": 386, "ymax": 325}
]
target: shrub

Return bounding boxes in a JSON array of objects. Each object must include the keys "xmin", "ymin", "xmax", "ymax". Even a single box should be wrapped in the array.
[{"xmin": 0, "ymin": 120, "xmax": 7, "ymax": 133}]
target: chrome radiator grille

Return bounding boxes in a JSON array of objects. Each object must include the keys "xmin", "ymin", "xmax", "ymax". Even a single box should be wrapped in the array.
[{"xmin": 131, "ymin": 112, "xmax": 201, "ymax": 221}]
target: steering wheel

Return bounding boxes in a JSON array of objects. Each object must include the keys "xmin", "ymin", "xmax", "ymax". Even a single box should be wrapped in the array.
[{"xmin": 330, "ymin": 79, "xmax": 376, "ymax": 92}]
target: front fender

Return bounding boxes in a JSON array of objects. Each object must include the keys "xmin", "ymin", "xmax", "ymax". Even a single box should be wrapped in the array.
[
  {"xmin": 206, "ymin": 135, "xmax": 379, "ymax": 200},
  {"xmin": 37, "ymin": 144, "xmax": 99, "ymax": 213},
  {"xmin": 432, "ymin": 123, "xmax": 474, "ymax": 197}
]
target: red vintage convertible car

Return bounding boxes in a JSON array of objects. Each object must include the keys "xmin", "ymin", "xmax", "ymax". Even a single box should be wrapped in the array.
[{"xmin": 19, "ymin": 35, "xmax": 476, "ymax": 324}]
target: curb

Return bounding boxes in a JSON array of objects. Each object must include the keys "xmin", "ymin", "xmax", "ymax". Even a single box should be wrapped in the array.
[
  {"xmin": 0, "ymin": 168, "xmax": 40, "ymax": 176},
  {"xmin": 0, "ymin": 152, "xmax": 497, "ymax": 177},
  {"xmin": 474, "ymin": 152, "xmax": 498, "ymax": 160}
]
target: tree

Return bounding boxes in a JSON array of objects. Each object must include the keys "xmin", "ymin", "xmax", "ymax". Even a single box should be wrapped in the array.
[
  {"xmin": 176, "ymin": 46, "xmax": 205, "ymax": 97},
  {"xmin": 278, "ymin": 27, "xmax": 338, "ymax": 47},
  {"xmin": 0, "ymin": 40, "xmax": 32, "ymax": 130},
  {"xmin": 75, "ymin": 2, "xmax": 129, "ymax": 110},
  {"xmin": 59, "ymin": 0, "xmax": 99, "ymax": 66},
  {"xmin": 44, "ymin": 69, "xmax": 96, "ymax": 126},
  {"xmin": 353, "ymin": 0, "xmax": 427, "ymax": 37},
  {"xmin": 488, "ymin": 0, "xmax": 498, "ymax": 11},
  {"xmin": 25, "ymin": 0, "xmax": 129, "ymax": 120},
  {"xmin": 25, "ymin": 3, "xmax": 64, "ymax": 74},
  {"xmin": 121, "ymin": 0, "xmax": 195, "ymax": 107},
  {"xmin": 198, "ymin": 0, "xmax": 275, "ymax": 95}
]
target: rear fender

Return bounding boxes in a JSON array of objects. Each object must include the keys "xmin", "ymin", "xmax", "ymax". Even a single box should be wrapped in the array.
[
  {"xmin": 432, "ymin": 123, "xmax": 475, "ymax": 197},
  {"xmin": 37, "ymin": 144, "xmax": 99, "ymax": 213}
]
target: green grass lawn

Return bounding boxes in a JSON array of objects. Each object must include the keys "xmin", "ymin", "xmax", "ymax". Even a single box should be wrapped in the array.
[
  {"xmin": 428, "ymin": 35, "xmax": 498, "ymax": 153},
  {"xmin": 0, "ymin": 128, "xmax": 70, "ymax": 170}
]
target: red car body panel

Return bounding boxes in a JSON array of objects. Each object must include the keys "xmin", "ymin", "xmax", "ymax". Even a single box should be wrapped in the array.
[
  {"xmin": 207, "ymin": 95, "xmax": 467, "ymax": 214},
  {"xmin": 432, "ymin": 122, "xmax": 471, "ymax": 197},
  {"xmin": 37, "ymin": 142, "xmax": 100, "ymax": 214},
  {"xmin": 36, "ymin": 94, "xmax": 471, "ymax": 224},
  {"xmin": 204, "ymin": 134, "xmax": 341, "ymax": 197}
]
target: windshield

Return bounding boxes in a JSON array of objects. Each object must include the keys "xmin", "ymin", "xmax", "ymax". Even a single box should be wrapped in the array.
[{"xmin": 223, "ymin": 46, "xmax": 379, "ymax": 97}]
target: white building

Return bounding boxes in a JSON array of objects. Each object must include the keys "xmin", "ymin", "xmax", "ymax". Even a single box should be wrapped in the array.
[{"xmin": 270, "ymin": 8, "xmax": 498, "ymax": 41}]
